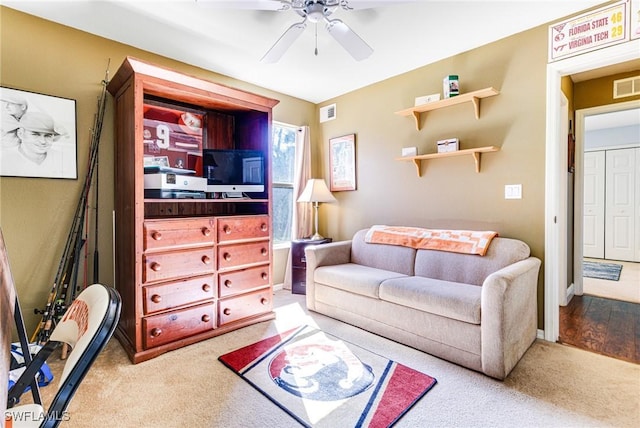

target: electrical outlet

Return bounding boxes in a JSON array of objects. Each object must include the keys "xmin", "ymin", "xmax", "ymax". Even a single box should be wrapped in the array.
[{"xmin": 505, "ymin": 184, "xmax": 522, "ymax": 199}]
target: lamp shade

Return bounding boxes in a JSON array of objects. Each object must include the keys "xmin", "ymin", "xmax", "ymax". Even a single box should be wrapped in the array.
[{"xmin": 297, "ymin": 179, "xmax": 337, "ymax": 203}]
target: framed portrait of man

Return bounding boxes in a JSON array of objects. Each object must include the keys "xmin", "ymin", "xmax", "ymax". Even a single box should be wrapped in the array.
[{"xmin": 0, "ymin": 86, "xmax": 77, "ymax": 179}]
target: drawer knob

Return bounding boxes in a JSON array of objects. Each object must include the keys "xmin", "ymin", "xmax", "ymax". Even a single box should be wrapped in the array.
[
  {"xmin": 223, "ymin": 252, "xmax": 231, "ymax": 261},
  {"xmin": 202, "ymin": 283, "xmax": 212, "ymax": 292},
  {"xmin": 223, "ymin": 308, "xmax": 231, "ymax": 316},
  {"xmin": 261, "ymin": 248, "xmax": 268, "ymax": 256},
  {"xmin": 202, "ymin": 255, "xmax": 211, "ymax": 265},
  {"xmin": 150, "ymin": 262, "xmax": 161, "ymax": 272},
  {"xmin": 260, "ymin": 223, "xmax": 268, "ymax": 232},
  {"xmin": 224, "ymin": 279, "xmax": 232, "ymax": 288},
  {"xmin": 201, "ymin": 314, "xmax": 211, "ymax": 323},
  {"xmin": 261, "ymin": 272, "xmax": 268, "ymax": 280},
  {"xmin": 223, "ymin": 225, "xmax": 232, "ymax": 234},
  {"xmin": 150, "ymin": 328, "xmax": 162, "ymax": 338},
  {"xmin": 202, "ymin": 227, "xmax": 211, "ymax": 237},
  {"xmin": 151, "ymin": 294, "xmax": 162, "ymax": 304},
  {"xmin": 151, "ymin": 231, "xmax": 162, "ymax": 241},
  {"xmin": 260, "ymin": 297, "xmax": 268, "ymax": 305}
]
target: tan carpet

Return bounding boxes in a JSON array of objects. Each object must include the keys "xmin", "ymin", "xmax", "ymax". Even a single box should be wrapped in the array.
[{"xmin": 23, "ymin": 290, "xmax": 640, "ymax": 427}]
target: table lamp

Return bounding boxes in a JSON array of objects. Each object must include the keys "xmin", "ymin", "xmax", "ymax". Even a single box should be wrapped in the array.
[{"xmin": 297, "ymin": 179, "xmax": 337, "ymax": 240}]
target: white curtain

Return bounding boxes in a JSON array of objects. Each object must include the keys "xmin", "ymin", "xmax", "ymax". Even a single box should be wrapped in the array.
[
  {"xmin": 284, "ymin": 125, "xmax": 312, "ymax": 290},
  {"xmin": 292, "ymin": 125, "xmax": 312, "ymax": 239}
]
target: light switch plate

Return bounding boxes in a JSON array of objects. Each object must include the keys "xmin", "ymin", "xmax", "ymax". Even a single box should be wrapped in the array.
[{"xmin": 505, "ymin": 184, "xmax": 522, "ymax": 199}]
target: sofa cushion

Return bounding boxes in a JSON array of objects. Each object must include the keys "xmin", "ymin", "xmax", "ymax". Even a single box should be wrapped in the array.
[
  {"xmin": 314, "ymin": 263, "xmax": 408, "ymax": 299},
  {"xmin": 379, "ymin": 276, "xmax": 482, "ymax": 324},
  {"xmin": 351, "ymin": 229, "xmax": 416, "ymax": 276},
  {"xmin": 414, "ymin": 237, "xmax": 531, "ymax": 286}
]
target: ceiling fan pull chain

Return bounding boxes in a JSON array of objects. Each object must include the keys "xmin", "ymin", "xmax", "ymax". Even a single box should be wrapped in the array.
[{"xmin": 315, "ymin": 23, "xmax": 319, "ymax": 56}]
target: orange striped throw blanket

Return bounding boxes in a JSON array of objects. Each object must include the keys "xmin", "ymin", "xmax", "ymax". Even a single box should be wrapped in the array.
[{"xmin": 364, "ymin": 225, "xmax": 498, "ymax": 256}]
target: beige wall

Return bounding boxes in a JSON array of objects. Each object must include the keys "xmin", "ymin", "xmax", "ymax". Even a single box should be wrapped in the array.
[
  {"xmin": 0, "ymin": 7, "xmax": 316, "ymax": 333},
  {"xmin": 317, "ymin": 27, "xmax": 549, "ymax": 244}
]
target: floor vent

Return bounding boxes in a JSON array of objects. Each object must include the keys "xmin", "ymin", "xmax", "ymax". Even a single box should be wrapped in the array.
[
  {"xmin": 613, "ymin": 75, "xmax": 640, "ymax": 99},
  {"xmin": 319, "ymin": 103, "xmax": 336, "ymax": 123}
]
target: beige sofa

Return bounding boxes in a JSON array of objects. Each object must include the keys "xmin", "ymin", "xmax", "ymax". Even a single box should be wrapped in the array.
[{"xmin": 304, "ymin": 228, "xmax": 542, "ymax": 380}]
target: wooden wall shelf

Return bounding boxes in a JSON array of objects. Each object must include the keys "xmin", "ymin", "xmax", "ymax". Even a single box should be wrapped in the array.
[
  {"xmin": 396, "ymin": 146, "xmax": 500, "ymax": 177},
  {"xmin": 395, "ymin": 87, "xmax": 499, "ymax": 130}
]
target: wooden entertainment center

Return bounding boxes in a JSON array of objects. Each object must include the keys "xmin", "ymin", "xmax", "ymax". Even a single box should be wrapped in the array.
[{"xmin": 107, "ymin": 57, "xmax": 279, "ymax": 363}]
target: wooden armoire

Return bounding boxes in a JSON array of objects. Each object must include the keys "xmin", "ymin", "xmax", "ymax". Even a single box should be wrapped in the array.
[{"xmin": 107, "ymin": 57, "xmax": 279, "ymax": 363}]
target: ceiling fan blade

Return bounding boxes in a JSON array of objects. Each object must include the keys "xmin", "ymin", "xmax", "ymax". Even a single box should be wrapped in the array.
[
  {"xmin": 336, "ymin": 1, "xmax": 422, "ymax": 10},
  {"xmin": 261, "ymin": 20, "xmax": 307, "ymax": 63},
  {"xmin": 325, "ymin": 19, "xmax": 373, "ymax": 61},
  {"xmin": 196, "ymin": 0, "xmax": 290, "ymax": 11}
]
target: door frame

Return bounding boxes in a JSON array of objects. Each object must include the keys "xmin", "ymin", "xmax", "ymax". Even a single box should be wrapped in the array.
[{"xmin": 544, "ymin": 39, "xmax": 640, "ymax": 342}]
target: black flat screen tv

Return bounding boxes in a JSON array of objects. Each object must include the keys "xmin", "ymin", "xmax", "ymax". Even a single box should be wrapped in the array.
[{"xmin": 202, "ymin": 149, "xmax": 265, "ymax": 193}]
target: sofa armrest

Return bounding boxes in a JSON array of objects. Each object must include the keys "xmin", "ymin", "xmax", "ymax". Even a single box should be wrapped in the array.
[
  {"xmin": 480, "ymin": 256, "xmax": 541, "ymax": 379},
  {"xmin": 304, "ymin": 240, "xmax": 352, "ymax": 310}
]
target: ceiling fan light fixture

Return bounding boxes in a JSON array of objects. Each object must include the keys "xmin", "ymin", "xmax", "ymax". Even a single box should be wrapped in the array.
[{"xmin": 306, "ymin": 2, "xmax": 327, "ymax": 23}]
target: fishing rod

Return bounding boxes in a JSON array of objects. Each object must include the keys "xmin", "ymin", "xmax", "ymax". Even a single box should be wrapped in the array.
[
  {"xmin": 91, "ymin": 64, "xmax": 108, "ymax": 286},
  {"xmin": 31, "ymin": 152, "xmax": 92, "ymax": 343},
  {"xmin": 31, "ymin": 162, "xmax": 91, "ymax": 343},
  {"xmin": 93, "ymin": 150, "xmax": 100, "ymax": 284},
  {"xmin": 72, "ymin": 65, "xmax": 109, "ymax": 298},
  {"xmin": 32, "ymin": 61, "xmax": 110, "ymax": 345}
]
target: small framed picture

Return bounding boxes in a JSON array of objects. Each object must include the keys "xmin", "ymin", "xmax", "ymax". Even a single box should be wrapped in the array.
[
  {"xmin": 329, "ymin": 133, "xmax": 357, "ymax": 192},
  {"xmin": 0, "ymin": 86, "xmax": 77, "ymax": 179}
]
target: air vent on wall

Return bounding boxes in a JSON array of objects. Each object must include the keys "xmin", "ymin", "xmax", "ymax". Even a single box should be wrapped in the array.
[
  {"xmin": 613, "ymin": 75, "xmax": 640, "ymax": 99},
  {"xmin": 319, "ymin": 103, "xmax": 336, "ymax": 123}
]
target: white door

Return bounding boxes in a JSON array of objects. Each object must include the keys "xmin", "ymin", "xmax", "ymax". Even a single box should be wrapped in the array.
[
  {"xmin": 583, "ymin": 151, "xmax": 605, "ymax": 258},
  {"xmin": 605, "ymin": 148, "xmax": 637, "ymax": 261}
]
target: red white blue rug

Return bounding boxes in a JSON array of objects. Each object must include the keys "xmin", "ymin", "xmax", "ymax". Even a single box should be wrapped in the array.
[{"xmin": 218, "ymin": 325, "xmax": 437, "ymax": 427}]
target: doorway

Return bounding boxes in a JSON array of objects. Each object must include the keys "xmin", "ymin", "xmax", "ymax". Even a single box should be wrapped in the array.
[
  {"xmin": 544, "ymin": 39, "xmax": 640, "ymax": 344},
  {"xmin": 558, "ymin": 102, "xmax": 640, "ymax": 363},
  {"xmin": 580, "ymin": 107, "xmax": 640, "ymax": 262},
  {"xmin": 576, "ymin": 103, "xmax": 640, "ymax": 304}
]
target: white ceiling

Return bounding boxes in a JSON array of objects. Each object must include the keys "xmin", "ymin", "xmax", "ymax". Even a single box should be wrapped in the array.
[{"xmin": 4, "ymin": 0, "xmax": 608, "ymax": 104}]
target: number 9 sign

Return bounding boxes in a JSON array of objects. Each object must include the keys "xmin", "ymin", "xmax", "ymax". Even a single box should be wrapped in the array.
[{"xmin": 155, "ymin": 124, "xmax": 170, "ymax": 149}]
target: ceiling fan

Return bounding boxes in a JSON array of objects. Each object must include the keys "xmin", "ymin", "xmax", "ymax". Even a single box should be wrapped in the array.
[{"xmin": 198, "ymin": 0, "xmax": 408, "ymax": 63}]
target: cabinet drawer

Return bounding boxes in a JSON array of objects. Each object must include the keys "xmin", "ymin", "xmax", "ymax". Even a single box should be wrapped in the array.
[
  {"xmin": 291, "ymin": 266, "xmax": 306, "ymax": 285},
  {"xmin": 217, "ymin": 216, "xmax": 269, "ymax": 242},
  {"xmin": 144, "ymin": 218, "xmax": 214, "ymax": 252},
  {"xmin": 142, "ymin": 302, "xmax": 215, "ymax": 349},
  {"xmin": 143, "ymin": 248, "xmax": 214, "ymax": 283},
  {"xmin": 217, "ymin": 241, "xmax": 270, "ymax": 270},
  {"xmin": 219, "ymin": 289, "xmax": 272, "ymax": 326},
  {"xmin": 218, "ymin": 265, "xmax": 270, "ymax": 298},
  {"xmin": 143, "ymin": 275, "xmax": 215, "ymax": 314}
]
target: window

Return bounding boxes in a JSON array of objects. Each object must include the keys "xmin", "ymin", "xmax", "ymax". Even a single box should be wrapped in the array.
[{"xmin": 271, "ymin": 122, "xmax": 298, "ymax": 244}]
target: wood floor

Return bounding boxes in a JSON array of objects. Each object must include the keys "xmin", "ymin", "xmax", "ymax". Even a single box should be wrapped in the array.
[{"xmin": 559, "ymin": 294, "xmax": 639, "ymax": 364}]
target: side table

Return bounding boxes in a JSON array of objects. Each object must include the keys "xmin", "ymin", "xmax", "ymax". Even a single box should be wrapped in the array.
[{"xmin": 291, "ymin": 238, "xmax": 332, "ymax": 295}]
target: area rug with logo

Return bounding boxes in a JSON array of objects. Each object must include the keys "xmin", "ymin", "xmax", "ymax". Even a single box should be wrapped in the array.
[{"xmin": 218, "ymin": 325, "xmax": 437, "ymax": 427}]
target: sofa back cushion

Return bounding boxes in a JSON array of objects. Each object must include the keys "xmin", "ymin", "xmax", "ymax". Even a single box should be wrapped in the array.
[
  {"xmin": 414, "ymin": 237, "xmax": 531, "ymax": 286},
  {"xmin": 351, "ymin": 229, "xmax": 416, "ymax": 275}
]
